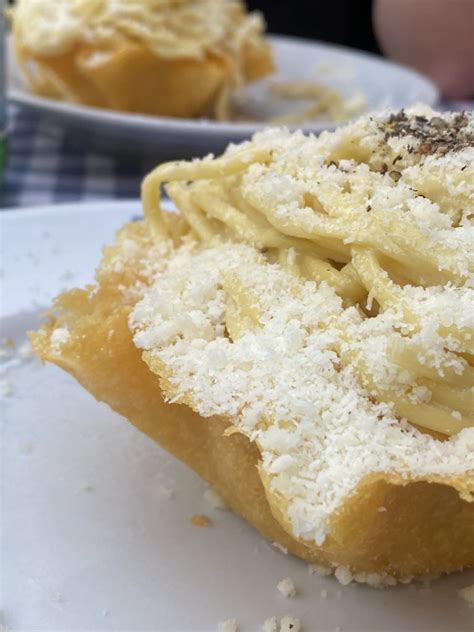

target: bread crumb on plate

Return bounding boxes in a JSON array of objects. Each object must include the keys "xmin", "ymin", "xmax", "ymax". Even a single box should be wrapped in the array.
[{"xmin": 190, "ymin": 513, "xmax": 213, "ymax": 527}]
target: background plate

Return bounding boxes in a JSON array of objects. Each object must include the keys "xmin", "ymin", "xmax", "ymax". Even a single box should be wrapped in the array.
[
  {"xmin": 1, "ymin": 202, "xmax": 472, "ymax": 631},
  {"xmin": 7, "ymin": 35, "xmax": 439, "ymax": 157}
]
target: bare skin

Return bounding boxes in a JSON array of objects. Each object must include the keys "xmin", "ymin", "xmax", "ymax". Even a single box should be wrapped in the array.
[{"xmin": 373, "ymin": 0, "xmax": 474, "ymax": 98}]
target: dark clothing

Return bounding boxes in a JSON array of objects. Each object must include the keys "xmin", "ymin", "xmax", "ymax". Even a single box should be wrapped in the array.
[{"xmin": 246, "ymin": 0, "xmax": 380, "ymax": 54}]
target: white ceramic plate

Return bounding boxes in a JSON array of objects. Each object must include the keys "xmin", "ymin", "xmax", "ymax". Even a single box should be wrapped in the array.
[
  {"xmin": 1, "ymin": 202, "xmax": 472, "ymax": 632},
  {"xmin": 7, "ymin": 35, "xmax": 439, "ymax": 156}
]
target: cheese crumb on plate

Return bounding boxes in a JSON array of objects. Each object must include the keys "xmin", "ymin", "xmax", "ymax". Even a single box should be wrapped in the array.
[
  {"xmin": 277, "ymin": 577, "xmax": 297, "ymax": 598},
  {"xmin": 218, "ymin": 619, "xmax": 238, "ymax": 632},
  {"xmin": 458, "ymin": 584, "xmax": 474, "ymax": 606}
]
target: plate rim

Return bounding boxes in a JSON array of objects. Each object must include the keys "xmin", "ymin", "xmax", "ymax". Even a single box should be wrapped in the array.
[
  {"xmin": 0, "ymin": 199, "xmax": 143, "ymax": 222},
  {"xmin": 7, "ymin": 33, "xmax": 440, "ymax": 137}
]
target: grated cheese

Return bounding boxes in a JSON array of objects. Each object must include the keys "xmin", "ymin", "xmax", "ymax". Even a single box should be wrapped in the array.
[
  {"xmin": 127, "ymin": 106, "xmax": 473, "ymax": 550},
  {"xmin": 49, "ymin": 327, "xmax": 70, "ymax": 354},
  {"xmin": 279, "ymin": 616, "xmax": 301, "ymax": 632},
  {"xmin": 218, "ymin": 619, "xmax": 238, "ymax": 632},
  {"xmin": 308, "ymin": 564, "xmax": 332, "ymax": 577},
  {"xmin": 158, "ymin": 485, "xmax": 174, "ymax": 500},
  {"xmin": 130, "ymin": 240, "xmax": 473, "ymax": 546},
  {"xmin": 334, "ymin": 566, "xmax": 353, "ymax": 586},
  {"xmin": 262, "ymin": 617, "xmax": 278, "ymax": 632},
  {"xmin": 51, "ymin": 592, "xmax": 64, "ymax": 604},
  {"xmin": 13, "ymin": 0, "xmax": 267, "ymax": 62},
  {"xmin": 204, "ymin": 488, "xmax": 228, "ymax": 510},
  {"xmin": 17, "ymin": 340, "xmax": 33, "ymax": 360},
  {"xmin": 277, "ymin": 577, "xmax": 297, "ymax": 598},
  {"xmin": 458, "ymin": 584, "xmax": 474, "ymax": 606},
  {"xmin": 307, "ymin": 561, "xmax": 410, "ymax": 587},
  {"xmin": 0, "ymin": 380, "xmax": 13, "ymax": 398}
]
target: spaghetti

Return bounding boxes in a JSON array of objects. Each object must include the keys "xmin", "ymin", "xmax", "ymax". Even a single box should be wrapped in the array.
[
  {"xmin": 267, "ymin": 79, "xmax": 367, "ymax": 124},
  {"xmin": 141, "ymin": 107, "xmax": 474, "ymax": 436}
]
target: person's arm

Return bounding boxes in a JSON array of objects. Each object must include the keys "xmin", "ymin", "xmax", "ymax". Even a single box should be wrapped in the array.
[{"xmin": 373, "ymin": 0, "xmax": 474, "ymax": 98}]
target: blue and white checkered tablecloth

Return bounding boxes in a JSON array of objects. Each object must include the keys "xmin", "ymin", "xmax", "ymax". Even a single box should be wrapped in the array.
[
  {"xmin": 1, "ymin": 100, "xmax": 473, "ymax": 209},
  {"xmin": 0, "ymin": 104, "xmax": 155, "ymax": 208}
]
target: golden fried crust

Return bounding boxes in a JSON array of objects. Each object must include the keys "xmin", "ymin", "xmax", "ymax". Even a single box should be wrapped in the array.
[
  {"xmin": 14, "ymin": 36, "xmax": 273, "ymax": 118},
  {"xmin": 241, "ymin": 38, "xmax": 274, "ymax": 82},
  {"xmin": 13, "ymin": 41, "xmax": 104, "ymax": 107},
  {"xmin": 76, "ymin": 44, "xmax": 233, "ymax": 117},
  {"xmin": 15, "ymin": 41, "xmax": 232, "ymax": 117},
  {"xmin": 30, "ymin": 222, "xmax": 474, "ymax": 579}
]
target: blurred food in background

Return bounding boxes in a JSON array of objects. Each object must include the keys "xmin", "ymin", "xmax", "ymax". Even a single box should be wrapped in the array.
[
  {"xmin": 9, "ymin": 0, "xmax": 371, "ymax": 125},
  {"xmin": 266, "ymin": 76, "xmax": 367, "ymax": 124},
  {"xmin": 10, "ymin": 0, "xmax": 273, "ymax": 119},
  {"xmin": 9, "ymin": 0, "xmax": 469, "ymax": 129}
]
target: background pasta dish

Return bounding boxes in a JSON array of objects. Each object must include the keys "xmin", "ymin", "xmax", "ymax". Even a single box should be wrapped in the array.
[{"xmin": 11, "ymin": 0, "xmax": 273, "ymax": 118}]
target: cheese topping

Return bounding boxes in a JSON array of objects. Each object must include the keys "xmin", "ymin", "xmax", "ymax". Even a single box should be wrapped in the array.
[
  {"xmin": 12, "ymin": 0, "xmax": 266, "ymax": 60},
  {"xmin": 129, "ymin": 107, "xmax": 474, "ymax": 545}
]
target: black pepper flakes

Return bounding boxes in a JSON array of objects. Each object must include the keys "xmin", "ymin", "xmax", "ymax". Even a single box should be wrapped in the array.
[
  {"xmin": 454, "ymin": 112, "xmax": 468, "ymax": 127},
  {"xmin": 430, "ymin": 116, "xmax": 448, "ymax": 129},
  {"xmin": 389, "ymin": 170, "xmax": 401, "ymax": 182},
  {"xmin": 379, "ymin": 110, "xmax": 473, "ymax": 159}
]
